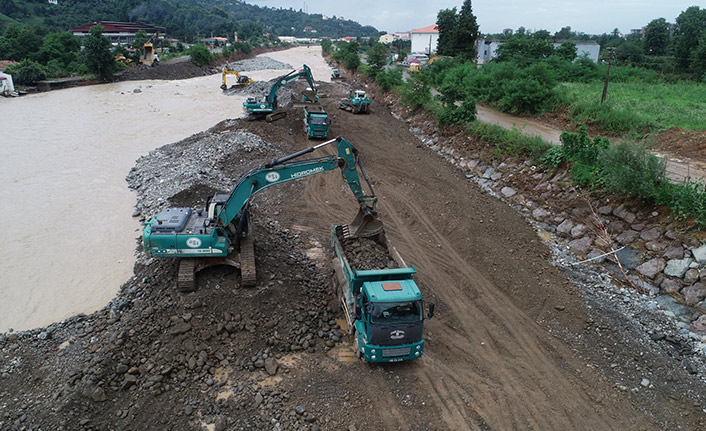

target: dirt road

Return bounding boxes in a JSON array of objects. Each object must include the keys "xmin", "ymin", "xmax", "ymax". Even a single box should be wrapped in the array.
[{"xmin": 246, "ymin": 83, "xmax": 704, "ymax": 429}]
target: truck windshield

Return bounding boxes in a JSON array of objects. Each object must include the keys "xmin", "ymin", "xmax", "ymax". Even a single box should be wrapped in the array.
[
  {"xmin": 310, "ymin": 117, "xmax": 328, "ymax": 125},
  {"xmin": 370, "ymin": 301, "xmax": 422, "ymax": 324}
]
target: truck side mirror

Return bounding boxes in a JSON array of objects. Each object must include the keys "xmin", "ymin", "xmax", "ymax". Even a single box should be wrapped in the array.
[{"xmin": 427, "ymin": 302, "xmax": 435, "ymax": 319}]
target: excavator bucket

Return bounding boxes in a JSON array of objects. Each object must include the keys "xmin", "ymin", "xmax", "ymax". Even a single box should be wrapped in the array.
[{"xmin": 343, "ymin": 209, "xmax": 384, "ymax": 238}]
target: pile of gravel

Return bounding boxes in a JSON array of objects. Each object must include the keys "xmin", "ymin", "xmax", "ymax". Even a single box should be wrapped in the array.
[
  {"xmin": 127, "ymin": 124, "xmax": 275, "ymax": 222},
  {"xmin": 226, "ymin": 56, "xmax": 292, "ymax": 72}
]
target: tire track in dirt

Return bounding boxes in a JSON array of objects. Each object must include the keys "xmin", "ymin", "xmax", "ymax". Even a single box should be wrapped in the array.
[{"xmin": 268, "ymin": 85, "xmax": 661, "ymax": 429}]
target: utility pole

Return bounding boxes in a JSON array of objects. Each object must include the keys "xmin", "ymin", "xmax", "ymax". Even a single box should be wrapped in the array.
[{"xmin": 601, "ymin": 47, "xmax": 615, "ymax": 104}]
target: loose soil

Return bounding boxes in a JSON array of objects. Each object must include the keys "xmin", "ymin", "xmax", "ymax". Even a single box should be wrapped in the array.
[{"xmin": 2, "ymin": 61, "xmax": 706, "ymax": 431}]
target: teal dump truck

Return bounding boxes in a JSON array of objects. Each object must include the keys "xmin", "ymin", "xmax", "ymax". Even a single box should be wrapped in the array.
[
  {"xmin": 304, "ymin": 105, "xmax": 329, "ymax": 139},
  {"xmin": 331, "ymin": 225, "xmax": 434, "ymax": 363}
]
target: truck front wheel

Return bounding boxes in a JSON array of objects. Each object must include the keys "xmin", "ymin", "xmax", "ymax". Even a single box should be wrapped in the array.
[{"xmin": 354, "ymin": 335, "xmax": 363, "ymax": 360}]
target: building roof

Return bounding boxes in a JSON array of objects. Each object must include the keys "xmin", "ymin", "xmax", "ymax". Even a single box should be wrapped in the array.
[
  {"xmin": 410, "ymin": 25, "xmax": 438, "ymax": 34},
  {"xmin": 71, "ymin": 21, "xmax": 165, "ymax": 34}
]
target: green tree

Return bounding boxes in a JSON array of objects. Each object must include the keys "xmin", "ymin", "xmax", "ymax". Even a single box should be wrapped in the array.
[
  {"xmin": 34, "ymin": 32, "xmax": 81, "ymax": 71},
  {"xmin": 455, "ymin": 0, "xmax": 479, "ymax": 60},
  {"xmin": 554, "ymin": 26, "xmax": 574, "ymax": 40},
  {"xmin": 690, "ymin": 30, "xmax": 706, "ymax": 80},
  {"xmin": 83, "ymin": 25, "xmax": 116, "ymax": 80},
  {"xmin": 672, "ymin": 6, "xmax": 706, "ymax": 70},
  {"xmin": 643, "ymin": 18, "xmax": 669, "ymax": 56},
  {"xmin": 366, "ymin": 42, "xmax": 388, "ymax": 73},
  {"xmin": 188, "ymin": 44, "xmax": 212, "ymax": 67},
  {"xmin": 435, "ymin": 1, "xmax": 478, "ymax": 58},
  {"xmin": 555, "ymin": 41, "xmax": 577, "ymax": 61},
  {"xmin": 1, "ymin": 23, "xmax": 43, "ymax": 61},
  {"xmin": 436, "ymin": 7, "xmax": 458, "ymax": 56},
  {"xmin": 496, "ymin": 37, "xmax": 554, "ymax": 66}
]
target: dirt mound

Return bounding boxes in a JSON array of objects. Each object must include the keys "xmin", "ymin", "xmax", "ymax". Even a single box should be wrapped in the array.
[
  {"xmin": 655, "ymin": 127, "xmax": 706, "ymax": 162},
  {"xmin": 117, "ymin": 58, "xmax": 212, "ymax": 81}
]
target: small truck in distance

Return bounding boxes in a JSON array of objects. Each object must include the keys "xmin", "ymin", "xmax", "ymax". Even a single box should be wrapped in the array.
[
  {"xmin": 303, "ymin": 105, "xmax": 329, "ymax": 139},
  {"xmin": 331, "ymin": 225, "xmax": 434, "ymax": 362}
]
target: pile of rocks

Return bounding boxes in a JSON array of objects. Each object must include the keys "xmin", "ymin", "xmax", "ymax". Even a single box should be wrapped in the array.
[
  {"xmin": 226, "ymin": 57, "xmax": 293, "ymax": 73},
  {"xmin": 339, "ymin": 236, "xmax": 396, "ymax": 270}
]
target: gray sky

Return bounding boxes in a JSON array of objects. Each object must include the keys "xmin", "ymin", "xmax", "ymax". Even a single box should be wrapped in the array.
[{"xmin": 246, "ymin": 1, "xmax": 700, "ymax": 35}]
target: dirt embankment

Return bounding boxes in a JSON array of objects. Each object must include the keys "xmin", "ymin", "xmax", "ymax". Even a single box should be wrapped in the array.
[{"xmin": 2, "ymin": 59, "xmax": 706, "ymax": 431}]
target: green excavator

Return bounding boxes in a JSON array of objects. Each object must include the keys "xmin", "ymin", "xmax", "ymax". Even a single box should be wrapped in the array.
[
  {"xmin": 243, "ymin": 64, "xmax": 318, "ymax": 122},
  {"xmin": 142, "ymin": 137, "xmax": 383, "ymax": 290}
]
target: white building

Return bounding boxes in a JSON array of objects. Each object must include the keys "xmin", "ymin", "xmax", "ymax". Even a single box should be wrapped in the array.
[
  {"xmin": 410, "ymin": 25, "xmax": 438, "ymax": 55},
  {"xmin": 0, "ymin": 72, "xmax": 15, "ymax": 96}
]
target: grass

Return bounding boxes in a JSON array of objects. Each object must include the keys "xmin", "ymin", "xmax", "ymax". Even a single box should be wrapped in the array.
[{"xmin": 559, "ymin": 81, "xmax": 706, "ymax": 133}]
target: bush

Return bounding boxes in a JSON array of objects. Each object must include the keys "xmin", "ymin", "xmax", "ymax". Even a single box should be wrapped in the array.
[
  {"xmin": 438, "ymin": 101, "xmax": 476, "ymax": 125},
  {"xmin": 657, "ymin": 181, "xmax": 706, "ymax": 226},
  {"xmin": 375, "ymin": 67, "xmax": 403, "ymax": 92},
  {"xmin": 188, "ymin": 44, "xmax": 212, "ymax": 67},
  {"xmin": 598, "ymin": 141, "xmax": 666, "ymax": 200},
  {"xmin": 8, "ymin": 60, "xmax": 46, "ymax": 85},
  {"xmin": 560, "ymin": 126, "xmax": 609, "ymax": 165},
  {"xmin": 540, "ymin": 145, "xmax": 565, "ymax": 168},
  {"xmin": 399, "ymin": 73, "xmax": 431, "ymax": 108}
]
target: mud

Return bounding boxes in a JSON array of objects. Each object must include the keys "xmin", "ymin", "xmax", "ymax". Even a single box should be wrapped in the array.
[{"xmin": 2, "ymin": 55, "xmax": 706, "ymax": 431}]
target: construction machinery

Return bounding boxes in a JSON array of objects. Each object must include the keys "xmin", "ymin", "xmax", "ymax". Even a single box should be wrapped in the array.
[
  {"xmin": 331, "ymin": 69, "xmax": 345, "ymax": 81},
  {"xmin": 332, "ymin": 225, "xmax": 434, "ymax": 362},
  {"xmin": 339, "ymin": 89, "xmax": 370, "ymax": 114},
  {"xmin": 140, "ymin": 32, "xmax": 160, "ymax": 66},
  {"xmin": 243, "ymin": 64, "xmax": 318, "ymax": 122},
  {"xmin": 304, "ymin": 105, "xmax": 330, "ymax": 139},
  {"xmin": 142, "ymin": 136, "xmax": 382, "ymax": 290},
  {"xmin": 221, "ymin": 66, "xmax": 253, "ymax": 90}
]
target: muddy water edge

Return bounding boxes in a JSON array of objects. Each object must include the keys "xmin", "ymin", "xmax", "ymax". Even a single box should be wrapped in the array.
[{"xmin": 0, "ymin": 46, "xmax": 333, "ymax": 332}]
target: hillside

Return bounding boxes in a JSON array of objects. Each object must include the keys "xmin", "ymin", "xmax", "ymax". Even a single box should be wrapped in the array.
[{"xmin": 0, "ymin": 0, "xmax": 378, "ymax": 41}]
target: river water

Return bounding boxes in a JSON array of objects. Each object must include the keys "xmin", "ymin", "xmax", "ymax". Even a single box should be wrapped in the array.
[{"xmin": 0, "ymin": 46, "xmax": 332, "ymax": 332}]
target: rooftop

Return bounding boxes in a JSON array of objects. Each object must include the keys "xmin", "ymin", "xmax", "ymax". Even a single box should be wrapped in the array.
[{"xmin": 410, "ymin": 25, "xmax": 438, "ymax": 34}]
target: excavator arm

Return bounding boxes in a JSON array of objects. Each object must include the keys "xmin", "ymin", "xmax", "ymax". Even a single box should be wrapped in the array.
[
  {"xmin": 215, "ymin": 137, "xmax": 381, "ymax": 236},
  {"xmin": 265, "ymin": 64, "xmax": 318, "ymax": 109}
]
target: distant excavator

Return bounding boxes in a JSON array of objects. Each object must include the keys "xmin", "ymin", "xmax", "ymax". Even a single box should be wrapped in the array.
[
  {"xmin": 221, "ymin": 66, "xmax": 253, "ymax": 90},
  {"xmin": 243, "ymin": 64, "xmax": 318, "ymax": 122}
]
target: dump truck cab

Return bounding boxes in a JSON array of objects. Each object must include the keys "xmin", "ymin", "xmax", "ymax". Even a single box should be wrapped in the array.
[
  {"xmin": 354, "ymin": 278, "xmax": 427, "ymax": 362},
  {"xmin": 304, "ymin": 105, "xmax": 329, "ymax": 139},
  {"xmin": 331, "ymin": 226, "xmax": 433, "ymax": 363}
]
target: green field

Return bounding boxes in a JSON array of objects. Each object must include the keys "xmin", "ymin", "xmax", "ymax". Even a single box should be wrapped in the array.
[{"xmin": 559, "ymin": 81, "xmax": 706, "ymax": 133}]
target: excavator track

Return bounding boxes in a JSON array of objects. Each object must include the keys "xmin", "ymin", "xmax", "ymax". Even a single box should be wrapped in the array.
[
  {"xmin": 266, "ymin": 111, "xmax": 287, "ymax": 122},
  {"xmin": 177, "ymin": 258, "xmax": 196, "ymax": 291},
  {"xmin": 239, "ymin": 236, "xmax": 257, "ymax": 287}
]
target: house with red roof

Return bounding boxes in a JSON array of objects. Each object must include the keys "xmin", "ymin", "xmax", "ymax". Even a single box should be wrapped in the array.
[
  {"xmin": 71, "ymin": 21, "xmax": 165, "ymax": 46},
  {"xmin": 410, "ymin": 25, "xmax": 438, "ymax": 55}
]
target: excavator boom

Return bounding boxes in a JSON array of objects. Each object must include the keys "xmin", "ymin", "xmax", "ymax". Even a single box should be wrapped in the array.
[{"xmin": 142, "ymin": 137, "xmax": 382, "ymax": 289}]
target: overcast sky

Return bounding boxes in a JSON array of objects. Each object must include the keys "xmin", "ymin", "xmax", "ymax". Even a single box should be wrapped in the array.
[{"xmin": 246, "ymin": 1, "xmax": 700, "ymax": 35}]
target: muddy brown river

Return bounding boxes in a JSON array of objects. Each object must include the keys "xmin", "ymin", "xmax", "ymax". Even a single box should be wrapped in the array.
[{"xmin": 0, "ymin": 47, "xmax": 332, "ymax": 332}]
